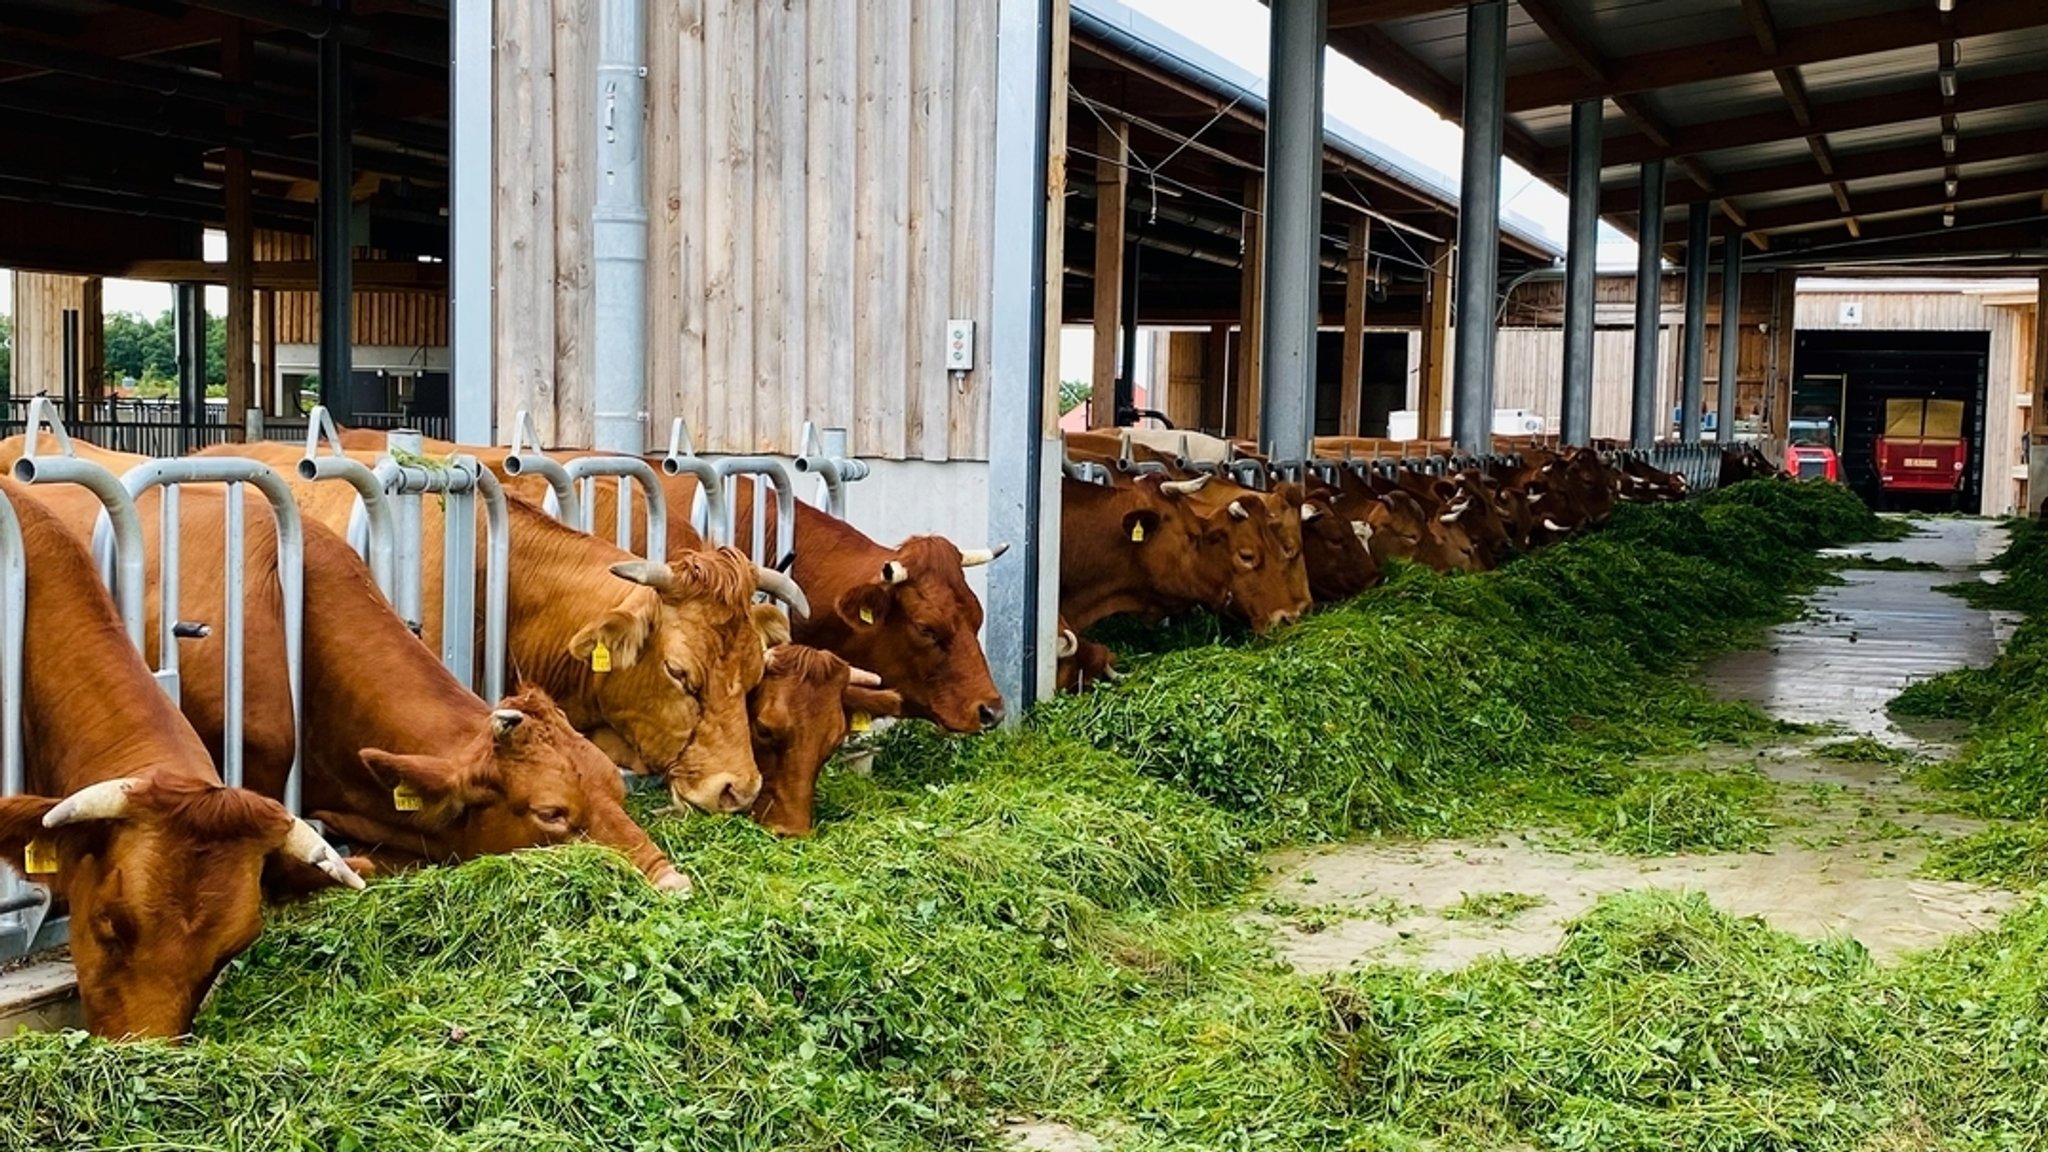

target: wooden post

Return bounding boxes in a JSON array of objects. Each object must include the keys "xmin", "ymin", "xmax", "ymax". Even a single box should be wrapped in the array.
[
  {"xmin": 1338, "ymin": 216, "xmax": 1371, "ymax": 437},
  {"xmin": 1419, "ymin": 241, "xmax": 1452, "ymax": 439},
  {"xmin": 2033, "ymin": 271, "xmax": 2048, "ymax": 437},
  {"xmin": 79, "ymin": 277, "xmax": 104, "ymax": 404},
  {"xmin": 223, "ymin": 23, "xmax": 255, "ymax": 436},
  {"xmin": 1041, "ymin": 0, "xmax": 1071, "ymax": 433},
  {"xmin": 1090, "ymin": 118, "xmax": 1128, "ymax": 429},
  {"xmin": 1204, "ymin": 322, "xmax": 1229, "ymax": 432},
  {"xmin": 258, "ymin": 289, "xmax": 279, "ymax": 414},
  {"xmin": 1234, "ymin": 173, "xmax": 1266, "ymax": 440}
]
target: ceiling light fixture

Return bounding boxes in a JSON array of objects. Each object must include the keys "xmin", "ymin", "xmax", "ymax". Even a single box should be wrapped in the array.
[
  {"xmin": 1943, "ymin": 208, "xmax": 1957, "ymax": 227},
  {"xmin": 1946, "ymin": 178, "xmax": 1959, "ymax": 197},
  {"xmin": 1942, "ymin": 131, "xmax": 1957, "ymax": 156},
  {"xmin": 1939, "ymin": 67, "xmax": 1958, "ymax": 97},
  {"xmin": 1938, "ymin": 0, "xmax": 1955, "ymax": 12}
]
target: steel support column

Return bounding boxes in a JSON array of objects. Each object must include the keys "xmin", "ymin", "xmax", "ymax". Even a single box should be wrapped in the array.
[
  {"xmin": 985, "ymin": 0, "xmax": 1061, "ymax": 716},
  {"xmin": 317, "ymin": 0, "xmax": 353, "ymax": 424},
  {"xmin": 175, "ymin": 283, "xmax": 205, "ymax": 453},
  {"xmin": 1717, "ymin": 236, "xmax": 1742, "ymax": 442},
  {"xmin": 1451, "ymin": 0, "xmax": 1507, "ymax": 454},
  {"xmin": 1560, "ymin": 98, "xmax": 1600, "ymax": 446},
  {"xmin": 1679, "ymin": 202, "xmax": 1710, "ymax": 442},
  {"xmin": 592, "ymin": 0, "xmax": 649, "ymax": 453},
  {"xmin": 1630, "ymin": 158, "xmax": 1666, "ymax": 448},
  {"xmin": 1258, "ymin": 0, "xmax": 1329, "ymax": 463},
  {"xmin": 449, "ymin": 0, "xmax": 494, "ymax": 445}
]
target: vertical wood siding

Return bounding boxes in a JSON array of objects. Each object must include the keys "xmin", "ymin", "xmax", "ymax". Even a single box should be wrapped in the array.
[{"xmin": 495, "ymin": 0, "xmax": 996, "ymax": 458}]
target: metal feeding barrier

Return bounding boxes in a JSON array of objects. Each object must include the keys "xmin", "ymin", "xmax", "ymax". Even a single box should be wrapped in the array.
[
  {"xmin": 503, "ymin": 410, "xmax": 668, "ymax": 561},
  {"xmin": 0, "ymin": 486, "xmax": 47, "ymax": 960},
  {"xmin": 794, "ymin": 422, "xmax": 867, "ymax": 520},
  {"xmin": 662, "ymin": 418, "xmax": 794, "ymax": 572},
  {"xmin": 382, "ymin": 430, "xmax": 511, "ymax": 702}
]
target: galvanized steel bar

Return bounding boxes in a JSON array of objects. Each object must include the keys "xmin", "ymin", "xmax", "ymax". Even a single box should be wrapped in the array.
[
  {"xmin": 505, "ymin": 409, "xmax": 581, "ymax": 525},
  {"xmin": 1718, "ymin": 233, "xmax": 1742, "ymax": 442},
  {"xmin": 1452, "ymin": 0, "xmax": 1508, "ymax": 455},
  {"xmin": 475, "ymin": 466, "xmax": 510, "ymax": 704},
  {"xmin": 1631, "ymin": 158, "xmax": 1667, "ymax": 449},
  {"xmin": 387, "ymin": 429, "xmax": 425, "ymax": 633},
  {"xmin": 158, "ymin": 485, "xmax": 184, "ymax": 705},
  {"xmin": 11, "ymin": 425, "xmax": 146, "ymax": 650},
  {"xmin": 1560, "ymin": 99, "xmax": 1601, "ymax": 447},
  {"xmin": 1680, "ymin": 202, "xmax": 1711, "ymax": 442},
  {"xmin": 440, "ymin": 463, "xmax": 477, "ymax": 691},
  {"xmin": 794, "ymin": 423, "xmax": 866, "ymax": 519},
  {"xmin": 561, "ymin": 455, "xmax": 668, "ymax": 558},
  {"xmin": 298, "ymin": 405, "xmax": 397, "ymax": 596},
  {"xmin": 659, "ymin": 419, "xmax": 728, "ymax": 545},
  {"xmin": 592, "ymin": 0, "xmax": 649, "ymax": 454},
  {"xmin": 222, "ymin": 482, "xmax": 245, "ymax": 786},
  {"xmin": 0, "ymin": 489, "xmax": 23, "ymax": 799},
  {"xmin": 317, "ymin": 0, "xmax": 353, "ymax": 423},
  {"xmin": 449, "ymin": 0, "xmax": 494, "ymax": 445},
  {"xmin": 1256, "ymin": 0, "xmax": 1327, "ymax": 466},
  {"xmin": 713, "ymin": 458, "xmax": 796, "ymax": 570}
]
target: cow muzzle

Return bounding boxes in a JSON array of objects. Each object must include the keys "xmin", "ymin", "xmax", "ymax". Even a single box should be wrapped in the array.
[{"xmin": 670, "ymin": 770, "xmax": 762, "ymax": 815}]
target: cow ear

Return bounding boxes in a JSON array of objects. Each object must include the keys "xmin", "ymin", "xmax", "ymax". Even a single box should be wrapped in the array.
[
  {"xmin": 843, "ymin": 685, "xmax": 905, "ymax": 721},
  {"xmin": 569, "ymin": 593, "xmax": 657, "ymax": 670},
  {"xmin": 750, "ymin": 602, "xmax": 792, "ymax": 648},
  {"xmin": 359, "ymin": 749, "xmax": 500, "ymax": 824},
  {"xmin": 1433, "ymin": 479, "xmax": 1459, "ymax": 503},
  {"xmin": 836, "ymin": 584, "xmax": 893, "ymax": 630},
  {"xmin": 0, "ymin": 795, "xmax": 61, "ymax": 877},
  {"xmin": 1120, "ymin": 510, "xmax": 1161, "ymax": 544}
]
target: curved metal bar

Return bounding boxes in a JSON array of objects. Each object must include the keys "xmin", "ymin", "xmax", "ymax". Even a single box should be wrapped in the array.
[
  {"xmin": 503, "ymin": 409, "xmax": 581, "ymax": 525},
  {"xmin": 0, "ymin": 489, "xmax": 23, "ymax": 798},
  {"xmin": 10, "ymin": 454, "xmax": 147, "ymax": 651},
  {"xmin": 295, "ymin": 454, "xmax": 397, "ymax": 596},
  {"xmin": 473, "ymin": 466, "xmax": 511, "ymax": 704},
  {"xmin": 712, "ymin": 456, "xmax": 797, "ymax": 570},
  {"xmin": 659, "ymin": 418, "xmax": 729, "ymax": 546},
  {"xmin": 562, "ymin": 455, "xmax": 668, "ymax": 559}
]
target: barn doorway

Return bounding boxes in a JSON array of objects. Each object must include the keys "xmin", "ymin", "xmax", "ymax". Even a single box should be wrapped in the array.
[{"xmin": 1792, "ymin": 330, "xmax": 1989, "ymax": 512}]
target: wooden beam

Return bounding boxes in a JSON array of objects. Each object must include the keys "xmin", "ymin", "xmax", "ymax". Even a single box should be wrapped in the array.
[
  {"xmin": 0, "ymin": 7, "xmax": 231, "ymax": 84},
  {"xmin": 1204, "ymin": 323, "xmax": 1229, "ymax": 431},
  {"xmin": 257, "ymin": 289, "xmax": 279, "ymax": 416},
  {"xmin": 1090, "ymin": 118, "xmax": 1128, "ymax": 429},
  {"xmin": 1611, "ymin": 125, "xmax": 2048, "ymax": 212},
  {"xmin": 1669, "ymin": 164, "xmax": 2048, "ymax": 240},
  {"xmin": 1552, "ymin": 69, "xmax": 2048, "ymax": 174},
  {"xmin": 1339, "ymin": 218, "xmax": 1371, "ymax": 437},
  {"xmin": 1234, "ymin": 173, "xmax": 1266, "ymax": 440},
  {"xmin": 118, "ymin": 258, "xmax": 449, "ymax": 290},
  {"xmin": 223, "ymin": 22, "xmax": 255, "ymax": 432},
  {"xmin": 1739, "ymin": 0, "xmax": 1780, "ymax": 56},
  {"xmin": 1043, "ymin": 0, "xmax": 1072, "ymax": 431},
  {"xmin": 1326, "ymin": 0, "xmax": 1470, "ymax": 28},
  {"xmin": 2033, "ymin": 272, "xmax": 2048, "ymax": 437},
  {"xmin": 1507, "ymin": 0, "xmax": 2048, "ymax": 112},
  {"xmin": 1419, "ymin": 242, "xmax": 1451, "ymax": 439},
  {"xmin": 1326, "ymin": 26, "xmax": 1549, "ymax": 176}
]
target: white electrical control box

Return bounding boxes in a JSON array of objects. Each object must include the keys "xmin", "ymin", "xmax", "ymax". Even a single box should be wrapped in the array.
[{"xmin": 945, "ymin": 320, "xmax": 976, "ymax": 371}]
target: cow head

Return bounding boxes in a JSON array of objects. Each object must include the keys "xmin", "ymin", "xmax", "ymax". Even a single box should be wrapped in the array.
[
  {"xmin": 324, "ymin": 685, "xmax": 691, "ymax": 893},
  {"xmin": 828, "ymin": 536, "xmax": 1006, "ymax": 733},
  {"xmin": 567, "ymin": 547, "xmax": 789, "ymax": 815},
  {"xmin": 1295, "ymin": 491, "xmax": 1378, "ymax": 603},
  {"xmin": 748, "ymin": 646, "xmax": 903, "ymax": 837},
  {"xmin": 1189, "ymin": 480, "xmax": 1309, "ymax": 633},
  {"xmin": 0, "ymin": 774, "xmax": 361, "ymax": 1039},
  {"xmin": 1053, "ymin": 625, "xmax": 1122, "ymax": 693}
]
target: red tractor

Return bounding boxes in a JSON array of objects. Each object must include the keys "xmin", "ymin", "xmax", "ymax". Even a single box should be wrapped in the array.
[{"xmin": 1783, "ymin": 417, "xmax": 1841, "ymax": 483}]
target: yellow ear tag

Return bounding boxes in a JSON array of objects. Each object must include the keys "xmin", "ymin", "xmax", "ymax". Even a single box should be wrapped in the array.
[
  {"xmin": 590, "ymin": 641, "xmax": 613, "ymax": 673},
  {"xmin": 859, "ymin": 607, "xmax": 875, "ymax": 625},
  {"xmin": 1130, "ymin": 523, "xmax": 1146, "ymax": 542},
  {"xmin": 392, "ymin": 783, "xmax": 423, "ymax": 812},
  {"xmin": 850, "ymin": 711, "xmax": 873, "ymax": 733},
  {"xmin": 22, "ymin": 838, "xmax": 57, "ymax": 876}
]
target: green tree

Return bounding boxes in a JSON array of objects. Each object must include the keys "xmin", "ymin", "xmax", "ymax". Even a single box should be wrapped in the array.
[
  {"xmin": 1059, "ymin": 378, "xmax": 1091, "ymax": 415},
  {"xmin": 0, "ymin": 314, "xmax": 12, "ymax": 394},
  {"xmin": 103, "ymin": 310, "xmax": 177, "ymax": 385}
]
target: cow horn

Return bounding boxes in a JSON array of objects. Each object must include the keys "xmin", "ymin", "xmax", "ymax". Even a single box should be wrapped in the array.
[
  {"xmin": 1544, "ymin": 518, "xmax": 1569, "ymax": 532},
  {"xmin": 1101, "ymin": 664, "xmax": 1126, "ymax": 681},
  {"xmin": 490, "ymin": 709, "xmax": 525, "ymax": 739},
  {"xmin": 1055, "ymin": 629, "xmax": 1079, "ymax": 658},
  {"xmin": 846, "ymin": 666, "xmax": 884, "ymax": 687},
  {"xmin": 42, "ymin": 778, "xmax": 138, "ymax": 827},
  {"xmin": 1301, "ymin": 504, "xmax": 1323, "ymax": 522},
  {"xmin": 1351, "ymin": 521, "xmax": 1375, "ymax": 547},
  {"xmin": 1527, "ymin": 492, "xmax": 1544, "ymax": 504},
  {"xmin": 1159, "ymin": 475, "xmax": 1210, "ymax": 495},
  {"xmin": 283, "ymin": 818, "xmax": 368, "ymax": 891},
  {"xmin": 610, "ymin": 559, "xmax": 677, "ymax": 592},
  {"xmin": 881, "ymin": 560, "xmax": 911, "ymax": 585},
  {"xmin": 959, "ymin": 542, "xmax": 1009, "ymax": 567},
  {"xmin": 1228, "ymin": 500, "xmax": 1251, "ymax": 521},
  {"xmin": 754, "ymin": 565, "xmax": 812, "ymax": 619}
]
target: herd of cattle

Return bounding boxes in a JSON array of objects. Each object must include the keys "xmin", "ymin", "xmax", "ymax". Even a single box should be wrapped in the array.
[{"xmin": 0, "ymin": 425, "xmax": 1772, "ymax": 1040}]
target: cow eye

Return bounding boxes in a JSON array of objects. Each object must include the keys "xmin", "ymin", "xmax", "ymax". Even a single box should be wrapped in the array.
[
  {"xmin": 1236, "ymin": 550, "xmax": 1258, "ymax": 568},
  {"xmin": 664, "ymin": 661, "xmax": 698, "ymax": 690},
  {"xmin": 918, "ymin": 625, "xmax": 944, "ymax": 646},
  {"xmin": 533, "ymin": 805, "xmax": 571, "ymax": 829}
]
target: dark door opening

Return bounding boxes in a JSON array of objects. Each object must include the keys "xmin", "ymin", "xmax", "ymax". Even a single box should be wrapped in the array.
[{"xmin": 1792, "ymin": 330, "xmax": 1988, "ymax": 512}]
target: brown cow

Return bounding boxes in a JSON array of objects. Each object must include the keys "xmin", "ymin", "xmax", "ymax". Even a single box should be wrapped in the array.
[
  {"xmin": 746, "ymin": 640, "xmax": 903, "ymax": 837},
  {"xmin": 1298, "ymin": 491, "xmax": 1379, "ymax": 602},
  {"xmin": 1053, "ymin": 621, "xmax": 1121, "ymax": 693},
  {"xmin": 1059, "ymin": 472, "xmax": 1299, "ymax": 633},
  {"xmin": 0, "ymin": 479, "xmax": 361, "ymax": 1039}
]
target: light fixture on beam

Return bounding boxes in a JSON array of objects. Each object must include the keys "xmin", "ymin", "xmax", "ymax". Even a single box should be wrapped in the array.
[
  {"xmin": 1944, "ymin": 207, "xmax": 1957, "ymax": 228},
  {"xmin": 1942, "ymin": 130, "xmax": 1958, "ymax": 156},
  {"xmin": 1938, "ymin": 0, "xmax": 1955, "ymax": 11},
  {"xmin": 1946, "ymin": 178, "xmax": 1959, "ymax": 197},
  {"xmin": 1939, "ymin": 67, "xmax": 1958, "ymax": 97}
]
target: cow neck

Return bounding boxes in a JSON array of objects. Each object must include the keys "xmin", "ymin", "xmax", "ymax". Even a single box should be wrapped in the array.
[
  {"xmin": 499, "ymin": 499, "xmax": 632, "ymax": 715},
  {"xmin": 298, "ymin": 531, "xmax": 490, "ymax": 765},
  {"xmin": 780, "ymin": 502, "xmax": 886, "ymax": 647},
  {"xmin": 1057, "ymin": 482, "xmax": 1187, "ymax": 633},
  {"xmin": 15, "ymin": 513, "xmax": 215, "ymax": 792}
]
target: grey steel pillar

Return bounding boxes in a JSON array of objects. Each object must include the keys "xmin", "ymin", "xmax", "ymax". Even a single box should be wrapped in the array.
[
  {"xmin": 318, "ymin": 0, "xmax": 354, "ymax": 424},
  {"xmin": 592, "ymin": 0, "xmax": 649, "ymax": 453},
  {"xmin": 985, "ymin": 0, "xmax": 1059, "ymax": 715},
  {"xmin": 1630, "ymin": 158, "xmax": 1666, "ymax": 448},
  {"xmin": 1451, "ymin": 0, "xmax": 1507, "ymax": 453},
  {"xmin": 175, "ymin": 283, "xmax": 205, "ymax": 452},
  {"xmin": 1679, "ymin": 202, "xmax": 1710, "ymax": 442},
  {"xmin": 1258, "ymin": 0, "xmax": 1329, "ymax": 463},
  {"xmin": 1717, "ymin": 234, "xmax": 1742, "ymax": 441},
  {"xmin": 1560, "ymin": 99, "xmax": 1600, "ymax": 446},
  {"xmin": 449, "ymin": 0, "xmax": 494, "ymax": 445}
]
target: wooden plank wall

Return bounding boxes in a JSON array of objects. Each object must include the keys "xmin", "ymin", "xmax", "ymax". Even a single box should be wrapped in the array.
[
  {"xmin": 529, "ymin": 0, "xmax": 999, "ymax": 459},
  {"xmin": 8, "ymin": 272, "xmax": 102, "ymax": 399},
  {"xmin": 260, "ymin": 230, "xmax": 449, "ymax": 349}
]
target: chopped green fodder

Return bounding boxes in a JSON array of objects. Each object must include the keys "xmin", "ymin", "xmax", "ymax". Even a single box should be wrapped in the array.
[
  {"xmin": 1587, "ymin": 769, "xmax": 1777, "ymax": 855},
  {"xmin": 1814, "ymin": 736, "xmax": 1914, "ymax": 766},
  {"xmin": 1923, "ymin": 822, "xmax": 2048, "ymax": 889},
  {"xmin": 1441, "ymin": 891, "xmax": 1548, "ymax": 922},
  {"xmin": 1829, "ymin": 554, "xmax": 1944, "ymax": 572},
  {"xmin": 1, "ymin": 480, "xmax": 1928, "ymax": 1152}
]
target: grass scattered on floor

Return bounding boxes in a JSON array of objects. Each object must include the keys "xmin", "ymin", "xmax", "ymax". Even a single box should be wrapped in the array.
[
  {"xmin": 1815, "ymin": 736, "xmax": 1915, "ymax": 766},
  {"xmin": 1441, "ymin": 891, "xmax": 1548, "ymax": 922},
  {"xmin": 1829, "ymin": 554, "xmax": 1945, "ymax": 572}
]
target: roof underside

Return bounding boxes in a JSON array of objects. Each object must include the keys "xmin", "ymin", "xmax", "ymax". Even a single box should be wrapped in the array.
[{"xmin": 1320, "ymin": 0, "xmax": 2048, "ymax": 274}]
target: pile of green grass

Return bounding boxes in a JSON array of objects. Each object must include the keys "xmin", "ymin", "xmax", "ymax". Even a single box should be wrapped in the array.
[{"xmin": 2, "ymin": 478, "xmax": 1923, "ymax": 1151}]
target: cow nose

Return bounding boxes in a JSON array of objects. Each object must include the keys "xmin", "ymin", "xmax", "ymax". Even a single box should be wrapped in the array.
[
  {"xmin": 977, "ymin": 702, "xmax": 1004, "ymax": 731},
  {"xmin": 1270, "ymin": 609, "xmax": 1301, "ymax": 629}
]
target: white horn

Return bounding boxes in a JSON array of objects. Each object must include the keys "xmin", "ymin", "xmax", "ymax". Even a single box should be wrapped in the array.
[
  {"xmin": 610, "ymin": 559, "xmax": 677, "ymax": 592},
  {"xmin": 1351, "ymin": 521, "xmax": 1375, "ymax": 547},
  {"xmin": 1055, "ymin": 629, "xmax": 1079, "ymax": 658},
  {"xmin": 283, "ymin": 818, "xmax": 368, "ymax": 891},
  {"xmin": 754, "ymin": 566, "xmax": 812, "ymax": 619},
  {"xmin": 1544, "ymin": 518, "xmax": 1569, "ymax": 532},
  {"xmin": 1527, "ymin": 492, "xmax": 1544, "ymax": 504},
  {"xmin": 958, "ymin": 542, "xmax": 1009, "ymax": 567},
  {"xmin": 1228, "ymin": 500, "xmax": 1251, "ymax": 521},
  {"xmin": 881, "ymin": 560, "xmax": 911, "ymax": 585},
  {"xmin": 1101, "ymin": 664, "xmax": 1127, "ymax": 681},
  {"xmin": 42, "ymin": 778, "xmax": 138, "ymax": 827},
  {"xmin": 1301, "ymin": 504, "xmax": 1323, "ymax": 522},
  {"xmin": 846, "ymin": 666, "xmax": 884, "ymax": 687},
  {"xmin": 1159, "ymin": 475, "xmax": 1211, "ymax": 495}
]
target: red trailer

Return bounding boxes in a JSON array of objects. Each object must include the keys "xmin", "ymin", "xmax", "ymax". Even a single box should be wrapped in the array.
[{"xmin": 1875, "ymin": 398, "xmax": 1967, "ymax": 497}]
